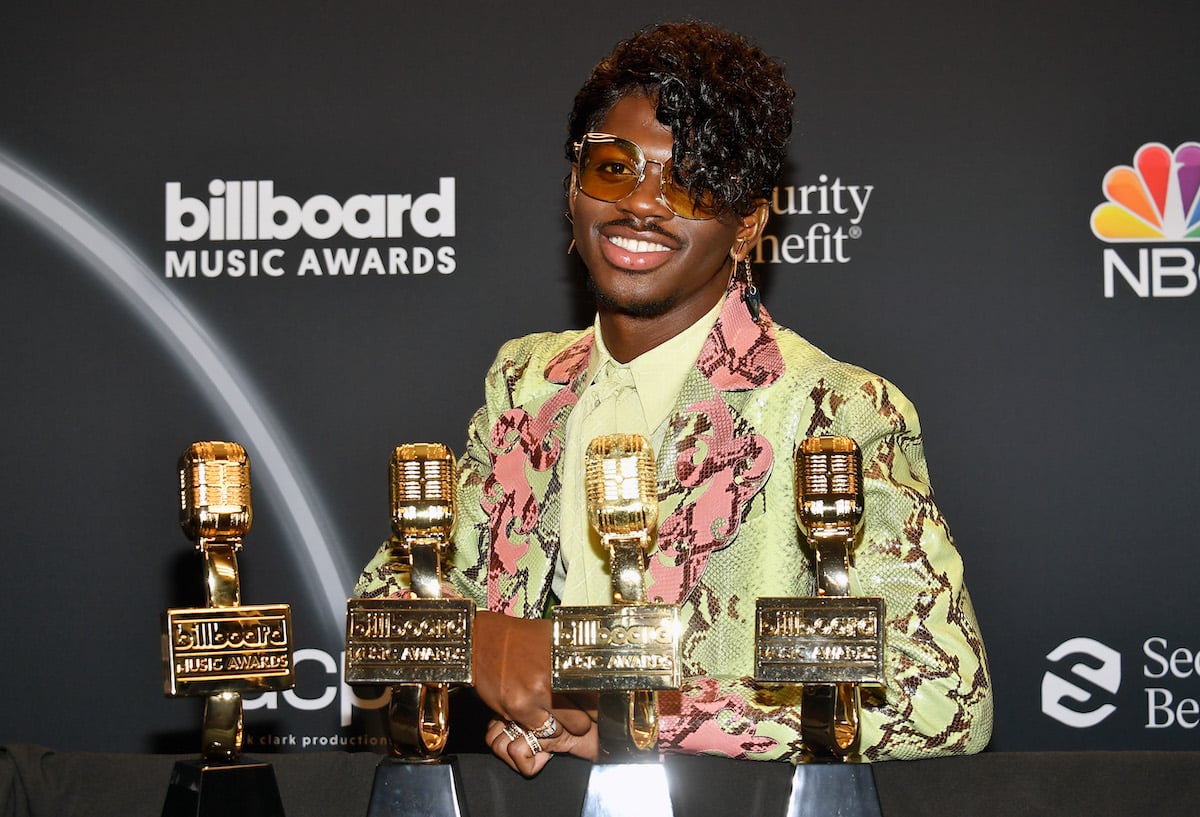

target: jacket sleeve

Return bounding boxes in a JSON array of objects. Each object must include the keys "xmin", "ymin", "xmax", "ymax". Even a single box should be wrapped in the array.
[
  {"xmin": 657, "ymin": 373, "xmax": 993, "ymax": 762},
  {"xmin": 443, "ymin": 397, "xmax": 494, "ymax": 608}
]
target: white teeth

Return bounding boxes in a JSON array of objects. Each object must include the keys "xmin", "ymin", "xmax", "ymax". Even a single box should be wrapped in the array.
[{"xmin": 608, "ymin": 235, "xmax": 670, "ymax": 253}]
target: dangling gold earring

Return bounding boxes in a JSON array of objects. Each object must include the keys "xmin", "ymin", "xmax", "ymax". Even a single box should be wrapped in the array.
[
  {"xmin": 728, "ymin": 238, "xmax": 747, "ymax": 287},
  {"xmin": 565, "ymin": 210, "xmax": 575, "ymax": 255},
  {"xmin": 742, "ymin": 257, "xmax": 761, "ymax": 322}
]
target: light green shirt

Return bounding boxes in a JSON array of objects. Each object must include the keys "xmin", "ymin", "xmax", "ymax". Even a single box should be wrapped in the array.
[{"xmin": 554, "ymin": 297, "xmax": 725, "ymax": 605}]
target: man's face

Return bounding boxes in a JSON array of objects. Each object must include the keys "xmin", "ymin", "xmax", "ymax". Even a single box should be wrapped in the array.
[{"xmin": 568, "ymin": 94, "xmax": 764, "ymax": 324}]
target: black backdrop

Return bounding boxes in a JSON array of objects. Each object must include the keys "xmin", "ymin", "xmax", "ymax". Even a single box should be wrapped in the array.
[{"xmin": 2, "ymin": 1, "xmax": 1198, "ymax": 754}]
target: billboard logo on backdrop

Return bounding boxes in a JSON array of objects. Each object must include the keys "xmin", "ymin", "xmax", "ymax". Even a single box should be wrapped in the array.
[
  {"xmin": 1091, "ymin": 142, "xmax": 1200, "ymax": 297},
  {"xmin": 163, "ymin": 178, "xmax": 457, "ymax": 278}
]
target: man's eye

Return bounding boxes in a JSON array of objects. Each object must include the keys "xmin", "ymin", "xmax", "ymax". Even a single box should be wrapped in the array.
[{"xmin": 597, "ymin": 161, "xmax": 638, "ymax": 177}]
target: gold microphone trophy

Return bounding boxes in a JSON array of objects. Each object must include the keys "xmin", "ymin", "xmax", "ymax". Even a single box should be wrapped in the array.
[
  {"xmin": 754, "ymin": 436, "xmax": 884, "ymax": 817},
  {"xmin": 552, "ymin": 434, "xmax": 680, "ymax": 817},
  {"xmin": 161, "ymin": 441, "xmax": 294, "ymax": 817},
  {"xmin": 345, "ymin": 443, "xmax": 473, "ymax": 817}
]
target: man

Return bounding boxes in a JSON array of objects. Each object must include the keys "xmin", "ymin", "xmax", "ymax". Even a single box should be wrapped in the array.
[{"xmin": 356, "ymin": 21, "xmax": 992, "ymax": 776}]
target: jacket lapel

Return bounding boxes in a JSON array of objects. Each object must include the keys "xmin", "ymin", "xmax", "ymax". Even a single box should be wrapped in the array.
[
  {"xmin": 485, "ymin": 333, "xmax": 593, "ymax": 615},
  {"xmin": 647, "ymin": 285, "xmax": 785, "ymax": 604}
]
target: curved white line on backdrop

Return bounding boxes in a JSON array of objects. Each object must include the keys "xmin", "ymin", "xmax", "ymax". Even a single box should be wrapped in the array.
[{"xmin": 0, "ymin": 152, "xmax": 351, "ymax": 644}]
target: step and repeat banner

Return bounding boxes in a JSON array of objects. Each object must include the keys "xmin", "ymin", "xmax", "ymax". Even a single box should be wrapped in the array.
[{"xmin": 2, "ymin": 1, "xmax": 1197, "ymax": 755}]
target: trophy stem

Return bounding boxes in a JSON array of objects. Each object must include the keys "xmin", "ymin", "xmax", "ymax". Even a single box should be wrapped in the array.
[
  {"xmin": 597, "ymin": 690, "xmax": 659, "ymax": 760},
  {"xmin": 800, "ymin": 682, "xmax": 861, "ymax": 761},
  {"xmin": 200, "ymin": 542, "xmax": 245, "ymax": 762},
  {"xmin": 201, "ymin": 691, "xmax": 244, "ymax": 762},
  {"xmin": 389, "ymin": 683, "xmax": 451, "ymax": 758},
  {"xmin": 812, "ymin": 539, "xmax": 851, "ymax": 599},
  {"xmin": 202, "ymin": 542, "xmax": 242, "ymax": 607},
  {"xmin": 608, "ymin": 538, "xmax": 649, "ymax": 604}
]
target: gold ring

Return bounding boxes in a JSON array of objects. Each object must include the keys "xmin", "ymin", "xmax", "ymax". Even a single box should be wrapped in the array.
[
  {"xmin": 502, "ymin": 721, "xmax": 524, "ymax": 741},
  {"xmin": 522, "ymin": 731, "xmax": 542, "ymax": 754},
  {"xmin": 531, "ymin": 714, "xmax": 559, "ymax": 739}
]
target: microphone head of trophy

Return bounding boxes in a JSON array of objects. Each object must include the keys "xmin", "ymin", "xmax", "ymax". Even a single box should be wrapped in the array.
[
  {"xmin": 179, "ymin": 441, "xmax": 252, "ymax": 544},
  {"xmin": 585, "ymin": 433, "xmax": 657, "ymax": 545},
  {"xmin": 795, "ymin": 436, "xmax": 864, "ymax": 543},
  {"xmin": 389, "ymin": 443, "xmax": 456, "ymax": 544}
]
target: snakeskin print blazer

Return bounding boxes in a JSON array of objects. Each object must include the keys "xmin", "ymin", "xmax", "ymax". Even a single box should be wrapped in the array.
[{"xmin": 356, "ymin": 282, "xmax": 992, "ymax": 761}]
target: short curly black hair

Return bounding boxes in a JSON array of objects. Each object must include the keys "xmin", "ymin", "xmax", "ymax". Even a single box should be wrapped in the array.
[{"xmin": 566, "ymin": 21, "xmax": 794, "ymax": 218}]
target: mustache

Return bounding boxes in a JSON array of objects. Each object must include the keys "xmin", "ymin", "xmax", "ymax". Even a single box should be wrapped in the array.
[{"xmin": 601, "ymin": 217, "xmax": 682, "ymax": 245}]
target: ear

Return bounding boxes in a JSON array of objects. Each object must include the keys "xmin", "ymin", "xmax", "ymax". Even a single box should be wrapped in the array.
[
  {"xmin": 732, "ymin": 201, "xmax": 769, "ymax": 261},
  {"xmin": 566, "ymin": 166, "xmax": 580, "ymax": 222}
]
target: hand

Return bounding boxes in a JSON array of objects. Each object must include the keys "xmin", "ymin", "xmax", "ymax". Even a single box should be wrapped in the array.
[
  {"xmin": 473, "ymin": 610, "xmax": 597, "ymax": 773},
  {"xmin": 485, "ymin": 711, "xmax": 599, "ymax": 777}
]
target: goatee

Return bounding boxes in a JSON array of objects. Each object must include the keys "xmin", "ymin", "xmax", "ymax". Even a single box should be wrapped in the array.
[{"xmin": 583, "ymin": 268, "xmax": 674, "ymax": 319}]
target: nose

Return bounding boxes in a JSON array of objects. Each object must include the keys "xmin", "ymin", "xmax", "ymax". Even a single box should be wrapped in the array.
[{"xmin": 619, "ymin": 159, "xmax": 674, "ymax": 218}]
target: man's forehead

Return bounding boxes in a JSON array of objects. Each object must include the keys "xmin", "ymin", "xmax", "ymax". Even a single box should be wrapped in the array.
[{"xmin": 595, "ymin": 95, "xmax": 675, "ymax": 154}]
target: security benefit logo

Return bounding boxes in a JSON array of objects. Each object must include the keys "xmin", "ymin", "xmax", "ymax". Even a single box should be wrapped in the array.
[
  {"xmin": 1090, "ymin": 142, "xmax": 1200, "ymax": 297},
  {"xmin": 1042, "ymin": 637, "xmax": 1120, "ymax": 727},
  {"xmin": 164, "ymin": 179, "xmax": 457, "ymax": 279},
  {"xmin": 1043, "ymin": 637, "xmax": 1200, "ymax": 730},
  {"xmin": 758, "ymin": 174, "xmax": 874, "ymax": 265}
]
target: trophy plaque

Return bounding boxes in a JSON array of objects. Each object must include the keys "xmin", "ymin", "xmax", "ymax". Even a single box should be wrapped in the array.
[
  {"xmin": 551, "ymin": 434, "xmax": 679, "ymax": 817},
  {"xmin": 754, "ymin": 435, "xmax": 884, "ymax": 817},
  {"xmin": 161, "ymin": 441, "xmax": 294, "ymax": 817},
  {"xmin": 345, "ymin": 443, "xmax": 473, "ymax": 817}
]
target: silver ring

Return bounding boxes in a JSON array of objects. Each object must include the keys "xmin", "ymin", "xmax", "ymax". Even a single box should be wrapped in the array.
[
  {"xmin": 522, "ymin": 730, "xmax": 542, "ymax": 754},
  {"xmin": 531, "ymin": 714, "xmax": 559, "ymax": 739}
]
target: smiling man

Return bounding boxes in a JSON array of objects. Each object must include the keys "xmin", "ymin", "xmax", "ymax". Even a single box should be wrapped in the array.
[{"xmin": 356, "ymin": 21, "xmax": 992, "ymax": 776}]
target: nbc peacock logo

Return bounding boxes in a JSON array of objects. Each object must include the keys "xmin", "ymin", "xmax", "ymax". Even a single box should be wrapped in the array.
[
  {"xmin": 1093, "ymin": 142, "xmax": 1200, "ymax": 297},
  {"xmin": 1091, "ymin": 143, "xmax": 1200, "ymax": 242}
]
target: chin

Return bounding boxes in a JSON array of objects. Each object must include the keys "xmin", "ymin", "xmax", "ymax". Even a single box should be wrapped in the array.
[{"xmin": 585, "ymin": 270, "xmax": 674, "ymax": 318}]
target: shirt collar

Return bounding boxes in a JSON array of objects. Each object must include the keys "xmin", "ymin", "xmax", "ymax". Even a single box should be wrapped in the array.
[{"xmin": 588, "ymin": 296, "xmax": 725, "ymax": 433}]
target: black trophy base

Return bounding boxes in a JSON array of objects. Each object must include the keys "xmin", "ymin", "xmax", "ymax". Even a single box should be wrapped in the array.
[
  {"xmin": 365, "ymin": 756, "xmax": 469, "ymax": 817},
  {"xmin": 785, "ymin": 763, "xmax": 882, "ymax": 817},
  {"xmin": 161, "ymin": 758, "xmax": 286, "ymax": 817},
  {"xmin": 581, "ymin": 762, "xmax": 674, "ymax": 817}
]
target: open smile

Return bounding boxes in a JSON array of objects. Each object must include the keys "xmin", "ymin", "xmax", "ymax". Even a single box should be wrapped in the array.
[
  {"xmin": 607, "ymin": 235, "xmax": 672, "ymax": 254},
  {"xmin": 599, "ymin": 230, "xmax": 678, "ymax": 270}
]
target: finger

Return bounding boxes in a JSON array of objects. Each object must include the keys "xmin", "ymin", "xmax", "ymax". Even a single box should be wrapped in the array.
[
  {"xmin": 504, "ymin": 727, "xmax": 545, "ymax": 777},
  {"xmin": 528, "ymin": 751, "xmax": 554, "ymax": 776},
  {"xmin": 564, "ymin": 690, "xmax": 600, "ymax": 718},
  {"xmin": 485, "ymin": 720, "xmax": 522, "ymax": 774},
  {"xmin": 552, "ymin": 692, "xmax": 598, "ymax": 735},
  {"xmin": 538, "ymin": 723, "xmax": 599, "ymax": 763},
  {"xmin": 485, "ymin": 718, "xmax": 511, "ymax": 745},
  {"xmin": 525, "ymin": 712, "xmax": 563, "ymax": 740},
  {"xmin": 513, "ymin": 699, "xmax": 590, "ymax": 738},
  {"xmin": 550, "ymin": 705, "xmax": 594, "ymax": 737},
  {"xmin": 568, "ymin": 722, "xmax": 599, "ymax": 762}
]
